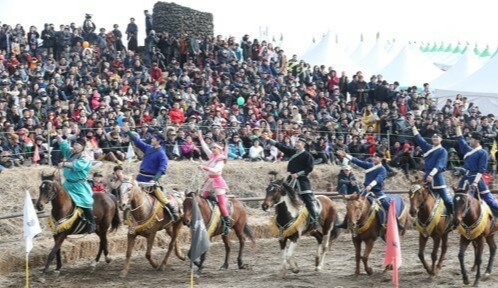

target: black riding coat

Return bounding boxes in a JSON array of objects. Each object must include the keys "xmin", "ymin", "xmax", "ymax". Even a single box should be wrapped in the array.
[{"xmin": 274, "ymin": 142, "xmax": 314, "ymax": 194}]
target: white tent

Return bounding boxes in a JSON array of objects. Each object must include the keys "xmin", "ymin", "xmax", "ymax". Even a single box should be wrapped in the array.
[
  {"xmin": 435, "ymin": 51, "xmax": 498, "ymax": 114},
  {"xmin": 430, "ymin": 49, "xmax": 484, "ymax": 90},
  {"xmin": 378, "ymin": 45, "xmax": 443, "ymax": 87},
  {"xmin": 300, "ymin": 31, "xmax": 365, "ymax": 74},
  {"xmin": 349, "ymin": 34, "xmax": 372, "ymax": 63},
  {"xmin": 358, "ymin": 38, "xmax": 391, "ymax": 74}
]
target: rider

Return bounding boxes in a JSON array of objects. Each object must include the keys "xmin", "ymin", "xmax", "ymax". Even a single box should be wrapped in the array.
[
  {"xmin": 267, "ymin": 135, "xmax": 320, "ymax": 230},
  {"xmin": 409, "ymin": 118, "xmax": 453, "ymax": 215},
  {"xmin": 197, "ymin": 131, "xmax": 232, "ymax": 235},
  {"xmin": 337, "ymin": 149, "xmax": 404, "ymax": 230},
  {"xmin": 453, "ymin": 117, "xmax": 498, "ymax": 217},
  {"xmin": 122, "ymin": 124, "xmax": 180, "ymax": 222},
  {"xmin": 57, "ymin": 136, "xmax": 96, "ymax": 233}
]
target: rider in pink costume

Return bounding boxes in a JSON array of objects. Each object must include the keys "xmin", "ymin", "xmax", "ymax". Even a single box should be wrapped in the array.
[{"xmin": 197, "ymin": 132, "xmax": 231, "ymax": 235}]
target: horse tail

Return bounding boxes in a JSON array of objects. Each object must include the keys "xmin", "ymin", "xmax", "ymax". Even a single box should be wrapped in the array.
[
  {"xmin": 243, "ymin": 224, "xmax": 256, "ymax": 250},
  {"xmin": 329, "ymin": 216, "xmax": 341, "ymax": 241},
  {"xmin": 110, "ymin": 198, "xmax": 121, "ymax": 233}
]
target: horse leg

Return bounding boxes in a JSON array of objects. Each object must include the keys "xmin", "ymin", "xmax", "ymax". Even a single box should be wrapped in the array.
[
  {"xmin": 362, "ymin": 239, "xmax": 375, "ymax": 276},
  {"xmin": 472, "ymin": 241, "xmax": 478, "ymax": 272},
  {"xmin": 219, "ymin": 234, "xmax": 231, "ymax": 270},
  {"xmin": 279, "ymin": 239, "xmax": 288, "ymax": 278},
  {"xmin": 145, "ymin": 232, "xmax": 158, "ymax": 269},
  {"xmin": 195, "ymin": 252, "xmax": 207, "ymax": 277},
  {"xmin": 158, "ymin": 225, "xmax": 180, "ymax": 271},
  {"xmin": 92, "ymin": 237, "xmax": 104, "ymax": 271},
  {"xmin": 353, "ymin": 239, "xmax": 361, "ymax": 279},
  {"xmin": 473, "ymin": 236, "xmax": 485, "ymax": 286},
  {"xmin": 484, "ymin": 235, "xmax": 496, "ymax": 280},
  {"xmin": 39, "ymin": 234, "xmax": 67, "ymax": 282},
  {"xmin": 418, "ymin": 234, "xmax": 431, "ymax": 275},
  {"xmin": 234, "ymin": 224, "xmax": 247, "ymax": 269},
  {"xmin": 171, "ymin": 223, "xmax": 186, "ymax": 261},
  {"xmin": 458, "ymin": 236, "xmax": 471, "ymax": 285},
  {"xmin": 120, "ymin": 234, "xmax": 136, "ymax": 278},
  {"xmin": 436, "ymin": 232, "xmax": 449, "ymax": 275},
  {"xmin": 311, "ymin": 230, "xmax": 324, "ymax": 271},
  {"xmin": 430, "ymin": 234, "xmax": 441, "ymax": 277},
  {"xmin": 287, "ymin": 239, "xmax": 300, "ymax": 274}
]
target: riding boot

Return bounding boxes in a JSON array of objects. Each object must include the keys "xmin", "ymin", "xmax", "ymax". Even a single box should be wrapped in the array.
[
  {"xmin": 165, "ymin": 202, "xmax": 180, "ymax": 222},
  {"xmin": 307, "ymin": 204, "xmax": 320, "ymax": 230},
  {"xmin": 335, "ymin": 215, "xmax": 349, "ymax": 229},
  {"xmin": 222, "ymin": 216, "xmax": 231, "ymax": 235},
  {"xmin": 82, "ymin": 208, "xmax": 96, "ymax": 234}
]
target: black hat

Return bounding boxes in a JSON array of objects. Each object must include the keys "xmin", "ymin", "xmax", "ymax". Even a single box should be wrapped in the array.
[
  {"xmin": 296, "ymin": 135, "xmax": 307, "ymax": 143},
  {"xmin": 372, "ymin": 150, "xmax": 384, "ymax": 158},
  {"xmin": 93, "ymin": 172, "xmax": 103, "ymax": 177},
  {"xmin": 471, "ymin": 132, "xmax": 482, "ymax": 141},
  {"xmin": 152, "ymin": 133, "xmax": 166, "ymax": 142},
  {"xmin": 75, "ymin": 137, "xmax": 86, "ymax": 147}
]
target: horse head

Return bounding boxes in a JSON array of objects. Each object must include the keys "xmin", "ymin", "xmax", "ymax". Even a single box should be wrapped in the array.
[
  {"xmin": 408, "ymin": 175, "xmax": 427, "ymax": 217},
  {"xmin": 118, "ymin": 175, "xmax": 136, "ymax": 211},
  {"xmin": 343, "ymin": 193, "xmax": 366, "ymax": 229},
  {"xmin": 452, "ymin": 184, "xmax": 472, "ymax": 226},
  {"xmin": 182, "ymin": 190, "xmax": 198, "ymax": 227},
  {"xmin": 262, "ymin": 171, "xmax": 285, "ymax": 211},
  {"xmin": 36, "ymin": 169, "xmax": 59, "ymax": 211}
]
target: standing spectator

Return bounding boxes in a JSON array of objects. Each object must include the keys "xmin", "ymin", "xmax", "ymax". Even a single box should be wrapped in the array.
[
  {"xmin": 144, "ymin": 10, "xmax": 153, "ymax": 36},
  {"xmin": 125, "ymin": 18, "xmax": 138, "ymax": 52}
]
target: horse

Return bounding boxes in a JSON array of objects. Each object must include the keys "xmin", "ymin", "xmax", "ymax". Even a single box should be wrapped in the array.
[
  {"xmin": 182, "ymin": 191, "xmax": 256, "ymax": 275},
  {"xmin": 343, "ymin": 192, "xmax": 408, "ymax": 279},
  {"xmin": 35, "ymin": 170, "xmax": 120, "ymax": 283},
  {"xmin": 408, "ymin": 177, "xmax": 451, "ymax": 277},
  {"xmin": 117, "ymin": 176, "xmax": 185, "ymax": 277},
  {"xmin": 262, "ymin": 172, "xmax": 340, "ymax": 278},
  {"xmin": 453, "ymin": 185, "xmax": 498, "ymax": 286}
]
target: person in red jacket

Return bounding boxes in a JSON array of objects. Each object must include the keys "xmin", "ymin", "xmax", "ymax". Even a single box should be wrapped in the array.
[
  {"xmin": 168, "ymin": 102, "xmax": 185, "ymax": 124},
  {"xmin": 150, "ymin": 62, "xmax": 163, "ymax": 82},
  {"xmin": 89, "ymin": 172, "xmax": 106, "ymax": 193}
]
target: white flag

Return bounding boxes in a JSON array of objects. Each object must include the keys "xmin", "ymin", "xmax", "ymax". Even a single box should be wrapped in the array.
[
  {"xmin": 127, "ymin": 142, "xmax": 135, "ymax": 162},
  {"xmin": 23, "ymin": 191, "xmax": 42, "ymax": 253}
]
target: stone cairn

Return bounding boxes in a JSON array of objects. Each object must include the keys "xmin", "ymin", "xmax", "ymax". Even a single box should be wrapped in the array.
[{"xmin": 152, "ymin": 2, "xmax": 214, "ymax": 37}]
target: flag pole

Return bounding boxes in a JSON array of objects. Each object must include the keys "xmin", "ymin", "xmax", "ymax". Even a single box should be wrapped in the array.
[
  {"xmin": 190, "ymin": 264, "xmax": 194, "ymax": 288},
  {"xmin": 25, "ymin": 252, "xmax": 29, "ymax": 288}
]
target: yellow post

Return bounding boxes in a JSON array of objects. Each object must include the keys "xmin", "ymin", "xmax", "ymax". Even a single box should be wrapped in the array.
[{"xmin": 25, "ymin": 253, "xmax": 29, "ymax": 288}]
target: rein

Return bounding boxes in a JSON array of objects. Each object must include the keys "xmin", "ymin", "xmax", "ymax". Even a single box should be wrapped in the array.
[
  {"xmin": 41, "ymin": 180, "xmax": 60, "ymax": 203},
  {"xmin": 455, "ymin": 192, "xmax": 472, "ymax": 218}
]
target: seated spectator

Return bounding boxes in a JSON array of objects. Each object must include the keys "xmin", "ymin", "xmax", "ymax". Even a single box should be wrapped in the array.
[
  {"xmin": 89, "ymin": 172, "xmax": 106, "ymax": 193},
  {"xmin": 181, "ymin": 135, "xmax": 201, "ymax": 161},
  {"xmin": 248, "ymin": 139, "xmax": 264, "ymax": 161},
  {"xmin": 337, "ymin": 165, "xmax": 360, "ymax": 195},
  {"xmin": 228, "ymin": 134, "xmax": 246, "ymax": 160}
]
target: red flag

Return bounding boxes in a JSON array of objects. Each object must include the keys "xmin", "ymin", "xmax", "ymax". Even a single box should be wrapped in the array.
[
  {"xmin": 384, "ymin": 199, "xmax": 401, "ymax": 287},
  {"xmin": 32, "ymin": 145, "xmax": 40, "ymax": 164}
]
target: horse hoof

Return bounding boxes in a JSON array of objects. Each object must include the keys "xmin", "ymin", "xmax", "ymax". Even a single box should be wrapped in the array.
[
  {"xmin": 219, "ymin": 264, "xmax": 228, "ymax": 270},
  {"xmin": 315, "ymin": 266, "xmax": 322, "ymax": 272},
  {"xmin": 366, "ymin": 268, "xmax": 373, "ymax": 276},
  {"xmin": 353, "ymin": 274, "xmax": 359, "ymax": 280},
  {"xmin": 105, "ymin": 257, "xmax": 112, "ymax": 264},
  {"xmin": 238, "ymin": 263, "xmax": 249, "ymax": 270},
  {"xmin": 157, "ymin": 265, "xmax": 165, "ymax": 271},
  {"xmin": 54, "ymin": 270, "xmax": 60, "ymax": 277},
  {"xmin": 38, "ymin": 277, "xmax": 46, "ymax": 283},
  {"xmin": 120, "ymin": 271, "xmax": 128, "ymax": 278},
  {"xmin": 194, "ymin": 270, "xmax": 202, "ymax": 278},
  {"xmin": 483, "ymin": 273, "xmax": 491, "ymax": 281},
  {"xmin": 473, "ymin": 281, "xmax": 480, "ymax": 287},
  {"xmin": 463, "ymin": 278, "xmax": 470, "ymax": 285},
  {"xmin": 291, "ymin": 268, "xmax": 300, "ymax": 274}
]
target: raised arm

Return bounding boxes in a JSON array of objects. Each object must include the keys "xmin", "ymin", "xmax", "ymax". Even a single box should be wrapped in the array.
[
  {"xmin": 122, "ymin": 122, "xmax": 150, "ymax": 153},
  {"xmin": 452, "ymin": 116, "xmax": 472, "ymax": 154},
  {"xmin": 337, "ymin": 150, "xmax": 373, "ymax": 170},
  {"xmin": 268, "ymin": 138, "xmax": 295, "ymax": 157},
  {"xmin": 197, "ymin": 132, "xmax": 212, "ymax": 156}
]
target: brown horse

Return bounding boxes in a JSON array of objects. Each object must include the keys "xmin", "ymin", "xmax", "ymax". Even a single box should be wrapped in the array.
[
  {"xmin": 117, "ymin": 177, "xmax": 185, "ymax": 277},
  {"xmin": 453, "ymin": 186, "xmax": 498, "ymax": 286},
  {"xmin": 35, "ymin": 171, "xmax": 120, "ymax": 283},
  {"xmin": 182, "ymin": 191, "xmax": 255, "ymax": 276},
  {"xmin": 343, "ymin": 193, "xmax": 408, "ymax": 279},
  {"xmin": 408, "ymin": 178, "xmax": 450, "ymax": 277},
  {"xmin": 262, "ymin": 173, "xmax": 340, "ymax": 278}
]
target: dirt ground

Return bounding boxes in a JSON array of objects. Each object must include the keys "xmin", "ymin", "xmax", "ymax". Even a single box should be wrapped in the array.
[{"xmin": 1, "ymin": 229, "xmax": 498, "ymax": 288}]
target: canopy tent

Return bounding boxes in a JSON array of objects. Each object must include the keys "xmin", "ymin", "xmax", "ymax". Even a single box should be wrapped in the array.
[
  {"xmin": 435, "ymin": 52, "xmax": 498, "ymax": 114},
  {"xmin": 300, "ymin": 31, "xmax": 365, "ymax": 74},
  {"xmin": 480, "ymin": 46, "xmax": 492, "ymax": 58},
  {"xmin": 473, "ymin": 44, "xmax": 481, "ymax": 55},
  {"xmin": 378, "ymin": 45, "xmax": 443, "ymax": 87},
  {"xmin": 349, "ymin": 34, "xmax": 372, "ymax": 63},
  {"xmin": 358, "ymin": 37, "xmax": 391, "ymax": 74},
  {"xmin": 430, "ymin": 49, "xmax": 484, "ymax": 90}
]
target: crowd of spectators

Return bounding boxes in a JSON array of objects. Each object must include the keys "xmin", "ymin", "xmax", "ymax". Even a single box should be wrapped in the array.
[{"xmin": 0, "ymin": 14, "xmax": 497, "ymax": 178}]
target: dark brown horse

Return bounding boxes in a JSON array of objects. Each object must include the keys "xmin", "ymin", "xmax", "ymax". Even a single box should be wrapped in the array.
[
  {"xmin": 262, "ymin": 174, "xmax": 340, "ymax": 278},
  {"xmin": 343, "ymin": 193, "xmax": 408, "ymax": 279},
  {"xmin": 408, "ymin": 177, "xmax": 450, "ymax": 277},
  {"xmin": 117, "ymin": 177, "xmax": 185, "ymax": 277},
  {"xmin": 453, "ymin": 186, "xmax": 498, "ymax": 286},
  {"xmin": 182, "ymin": 191, "xmax": 255, "ymax": 276},
  {"xmin": 35, "ymin": 171, "xmax": 120, "ymax": 283}
]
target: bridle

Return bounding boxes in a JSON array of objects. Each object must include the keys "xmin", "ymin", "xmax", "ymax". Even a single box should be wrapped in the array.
[
  {"xmin": 409, "ymin": 183, "xmax": 432, "ymax": 212},
  {"xmin": 455, "ymin": 192, "xmax": 472, "ymax": 218},
  {"xmin": 266, "ymin": 180, "xmax": 285, "ymax": 208},
  {"xmin": 119, "ymin": 180, "xmax": 147, "ymax": 212},
  {"xmin": 40, "ymin": 180, "xmax": 59, "ymax": 203}
]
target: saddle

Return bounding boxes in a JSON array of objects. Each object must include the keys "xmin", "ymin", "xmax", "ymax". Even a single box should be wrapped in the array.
[
  {"xmin": 48, "ymin": 207, "xmax": 88, "ymax": 235},
  {"xmin": 203, "ymin": 194, "xmax": 234, "ymax": 236}
]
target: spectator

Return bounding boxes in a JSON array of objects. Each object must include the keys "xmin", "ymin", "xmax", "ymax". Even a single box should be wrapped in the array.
[{"xmin": 248, "ymin": 139, "xmax": 264, "ymax": 161}]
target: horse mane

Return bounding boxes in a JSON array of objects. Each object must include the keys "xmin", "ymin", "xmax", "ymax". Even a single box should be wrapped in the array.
[{"xmin": 281, "ymin": 181, "xmax": 301, "ymax": 208}]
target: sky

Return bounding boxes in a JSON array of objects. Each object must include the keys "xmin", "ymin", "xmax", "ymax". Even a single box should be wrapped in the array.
[{"xmin": 1, "ymin": 0, "xmax": 497, "ymax": 56}]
